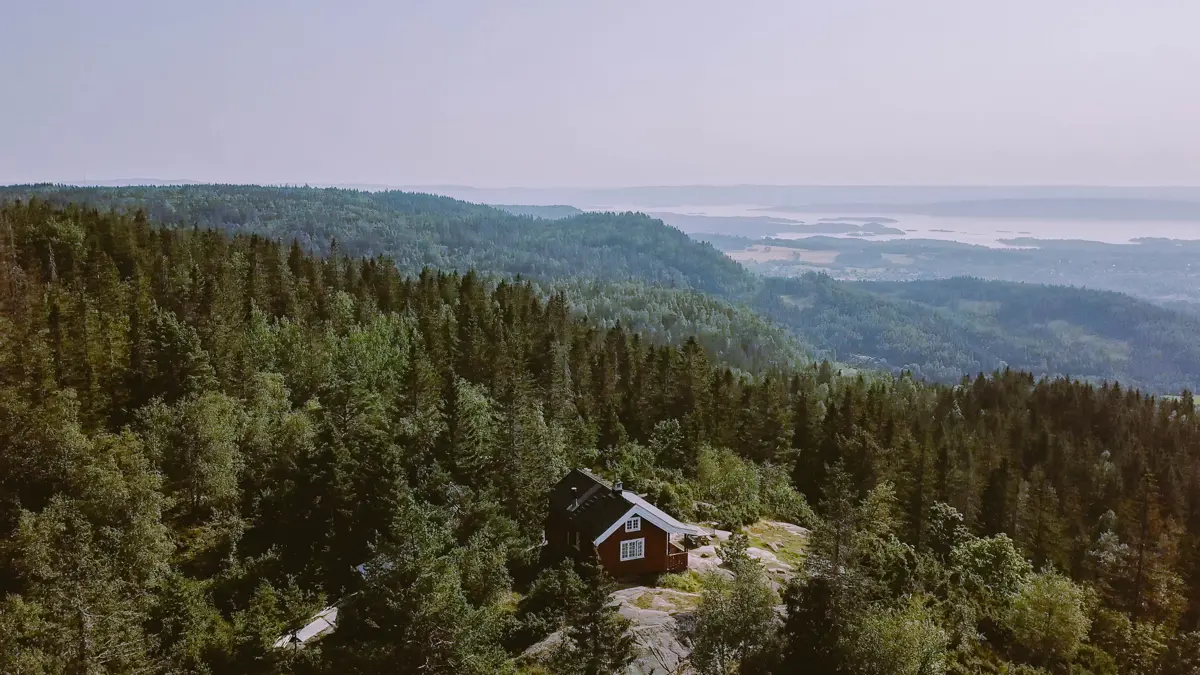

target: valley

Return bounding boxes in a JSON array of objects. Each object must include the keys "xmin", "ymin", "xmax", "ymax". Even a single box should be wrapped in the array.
[
  {"xmin": 11, "ymin": 5, "xmax": 1200, "ymax": 673},
  {"xmin": 5, "ymin": 186, "xmax": 1200, "ymax": 675},
  {"xmin": 6, "ymin": 183, "xmax": 1200, "ymax": 393}
]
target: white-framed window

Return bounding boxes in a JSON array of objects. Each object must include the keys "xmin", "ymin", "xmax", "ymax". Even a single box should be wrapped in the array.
[
  {"xmin": 624, "ymin": 515, "xmax": 641, "ymax": 532},
  {"xmin": 620, "ymin": 538, "xmax": 645, "ymax": 561}
]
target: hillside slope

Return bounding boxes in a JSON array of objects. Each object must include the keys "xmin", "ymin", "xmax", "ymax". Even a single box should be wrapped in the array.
[
  {"xmin": 5, "ymin": 184, "xmax": 1200, "ymax": 392},
  {"xmin": 759, "ymin": 274, "xmax": 1200, "ymax": 391},
  {"xmin": 9, "ymin": 194, "xmax": 1200, "ymax": 675},
  {"xmin": 0, "ymin": 185, "xmax": 753, "ymax": 296},
  {"xmin": 494, "ymin": 204, "xmax": 584, "ymax": 219}
]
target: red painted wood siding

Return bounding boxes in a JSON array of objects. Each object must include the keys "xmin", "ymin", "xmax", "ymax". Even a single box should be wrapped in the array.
[{"xmin": 596, "ymin": 519, "xmax": 675, "ymax": 576}]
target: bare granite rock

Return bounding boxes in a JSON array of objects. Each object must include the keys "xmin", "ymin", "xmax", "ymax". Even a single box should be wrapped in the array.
[
  {"xmin": 522, "ymin": 586, "xmax": 700, "ymax": 674},
  {"xmin": 521, "ymin": 520, "xmax": 807, "ymax": 674}
]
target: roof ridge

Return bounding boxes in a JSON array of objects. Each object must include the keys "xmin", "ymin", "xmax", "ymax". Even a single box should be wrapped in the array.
[
  {"xmin": 620, "ymin": 491, "xmax": 701, "ymax": 534},
  {"xmin": 566, "ymin": 481, "xmax": 611, "ymax": 521},
  {"xmin": 577, "ymin": 467, "xmax": 613, "ymax": 488}
]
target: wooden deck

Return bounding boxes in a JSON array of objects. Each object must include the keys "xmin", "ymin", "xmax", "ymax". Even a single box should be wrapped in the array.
[{"xmin": 665, "ymin": 543, "xmax": 688, "ymax": 572}]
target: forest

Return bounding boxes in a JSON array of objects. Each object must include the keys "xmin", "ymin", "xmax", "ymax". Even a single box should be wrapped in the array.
[
  {"xmin": 5, "ymin": 184, "xmax": 1200, "ymax": 393},
  {"xmin": 4, "ymin": 198, "xmax": 1200, "ymax": 673},
  {"xmin": 757, "ymin": 274, "xmax": 1200, "ymax": 391},
  {"xmin": 709, "ymin": 232, "xmax": 1200, "ymax": 311}
]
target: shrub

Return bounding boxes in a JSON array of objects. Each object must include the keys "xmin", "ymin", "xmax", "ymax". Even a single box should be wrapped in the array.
[{"xmin": 658, "ymin": 571, "xmax": 705, "ymax": 594}]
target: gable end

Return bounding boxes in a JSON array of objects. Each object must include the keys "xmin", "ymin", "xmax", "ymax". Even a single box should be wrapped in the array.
[{"xmin": 592, "ymin": 505, "xmax": 676, "ymax": 546}]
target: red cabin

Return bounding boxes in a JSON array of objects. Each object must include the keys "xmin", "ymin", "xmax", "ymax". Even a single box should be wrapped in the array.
[{"xmin": 545, "ymin": 469, "xmax": 699, "ymax": 576}]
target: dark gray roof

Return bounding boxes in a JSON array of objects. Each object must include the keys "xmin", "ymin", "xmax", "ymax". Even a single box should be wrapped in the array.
[
  {"xmin": 548, "ymin": 469, "xmax": 699, "ymax": 544},
  {"xmin": 549, "ymin": 469, "xmax": 629, "ymax": 542}
]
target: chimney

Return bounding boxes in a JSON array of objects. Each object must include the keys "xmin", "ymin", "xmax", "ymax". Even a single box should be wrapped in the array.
[
  {"xmin": 614, "ymin": 480, "xmax": 623, "ymax": 495},
  {"xmin": 571, "ymin": 486, "xmax": 578, "ymax": 509}
]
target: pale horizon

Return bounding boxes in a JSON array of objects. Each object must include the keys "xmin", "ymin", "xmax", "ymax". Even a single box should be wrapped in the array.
[{"xmin": 4, "ymin": 1, "xmax": 1199, "ymax": 187}]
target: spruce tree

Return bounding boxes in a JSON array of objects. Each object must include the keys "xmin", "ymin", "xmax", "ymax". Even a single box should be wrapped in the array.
[{"xmin": 553, "ymin": 558, "xmax": 634, "ymax": 675}]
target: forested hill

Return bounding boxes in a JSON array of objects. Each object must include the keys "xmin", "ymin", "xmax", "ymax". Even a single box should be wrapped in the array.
[
  {"xmin": 0, "ymin": 184, "xmax": 752, "ymax": 296},
  {"xmin": 761, "ymin": 274, "xmax": 1200, "ymax": 392},
  {"xmin": 494, "ymin": 204, "xmax": 584, "ymax": 219},
  {"xmin": 6, "ymin": 199, "xmax": 1200, "ymax": 674},
  {"xmin": 554, "ymin": 279, "xmax": 807, "ymax": 372},
  {"xmin": 5, "ymin": 184, "xmax": 1200, "ymax": 393}
]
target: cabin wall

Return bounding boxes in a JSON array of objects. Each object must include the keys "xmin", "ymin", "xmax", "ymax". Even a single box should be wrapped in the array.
[
  {"xmin": 544, "ymin": 516, "xmax": 582, "ymax": 561},
  {"xmin": 597, "ymin": 520, "xmax": 669, "ymax": 576}
]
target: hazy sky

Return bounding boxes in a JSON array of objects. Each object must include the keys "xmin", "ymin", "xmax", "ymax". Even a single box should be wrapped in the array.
[{"xmin": 2, "ymin": 0, "xmax": 1198, "ymax": 187}]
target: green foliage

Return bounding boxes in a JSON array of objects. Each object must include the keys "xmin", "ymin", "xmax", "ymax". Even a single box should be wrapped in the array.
[
  {"xmin": 758, "ymin": 273, "xmax": 1200, "ymax": 393},
  {"xmin": 687, "ymin": 543, "xmax": 779, "ymax": 674},
  {"xmin": 551, "ymin": 559, "xmax": 634, "ymax": 675},
  {"xmin": 759, "ymin": 461, "xmax": 817, "ymax": 527},
  {"xmin": 0, "ymin": 184, "xmax": 752, "ymax": 293},
  {"xmin": 851, "ymin": 594, "xmax": 950, "ymax": 675},
  {"xmin": 149, "ymin": 572, "xmax": 235, "ymax": 674},
  {"xmin": 558, "ymin": 279, "xmax": 808, "ymax": 373},
  {"xmin": 808, "ymin": 465, "xmax": 911, "ymax": 600},
  {"xmin": 695, "ymin": 447, "xmax": 765, "ymax": 527},
  {"xmin": 775, "ymin": 574, "xmax": 856, "ymax": 674},
  {"xmin": 5, "ymin": 418, "xmax": 174, "ymax": 674},
  {"xmin": 320, "ymin": 498, "xmax": 514, "ymax": 675},
  {"xmin": 657, "ymin": 571, "xmax": 705, "ymax": 593},
  {"xmin": 4, "ymin": 198, "xmax": 1200, "ymax": 674},
  {"xmin": 18, "ymin": 184, "xmax": 1200, "ymax": 392},
  {"xmin": 927, "ymin": 502, "xmax": 971, "ymax": 560},
  {"xmin": 691, "ymin": 447, "xmax": 813, "ymax": 529},
  {"xmin": 1160, "ymin": 630, "xmax": 1200, "ymax": 675},
  {"xmin": 512, "ymin": 559, "xmax": 586, "ymax": 650},
  {"xmin": 948, "ymin": 534, "xmax": 1032, "ymax": 610},
  {"xmin": 1004, "ymin": 571, "xmax": 1091, "ymax": 668},
  {"xmin": 1089, "ymin": 607, "xmax": 1171, "ymax": 675},
  {"xmin": 140, "ymin": 392, "xmax": 246, "ymax": 522},
  {"xmin": 718, "ymin": 533, "xmax": 752, "ymax": 571}
]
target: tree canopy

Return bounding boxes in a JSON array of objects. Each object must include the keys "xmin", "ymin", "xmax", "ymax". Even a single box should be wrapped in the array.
[{"xmin": 3, "ymin": 198, "xmax": 1200, "ymax": 673}]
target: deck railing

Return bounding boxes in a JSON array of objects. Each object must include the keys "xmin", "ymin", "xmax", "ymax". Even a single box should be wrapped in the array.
[{"xmin": 665, "ymin": 543, "xmax": 688, "ymax": 572}]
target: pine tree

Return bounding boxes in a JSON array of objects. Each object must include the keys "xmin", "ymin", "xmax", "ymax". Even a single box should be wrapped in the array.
[
  {"xmin": 1015, "ymin": 465, "xmax": 1065, "ymax": 570},
  {"xmin": 980, "ymin": 458, "xmax": 1013, "ymax": 536},
  {"xmin": 553, "ymin": 558, "xmax": 634, "ymax": 675},
  {"xmin": 775, "ymin": 575, "xmax": 854, "ymax": 675},
  {"xmin": 1120, "ymin": 472, "xmax": 1187, "ymax": 624},
  {"xmin": 450, "ymin": 376, "xmax": 500, "ymax": 484}
]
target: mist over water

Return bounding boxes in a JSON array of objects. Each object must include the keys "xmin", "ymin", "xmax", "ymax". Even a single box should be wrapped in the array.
[{"xmin": 590, "ymin": 204, "xmax": 1200, "ymax": 247}]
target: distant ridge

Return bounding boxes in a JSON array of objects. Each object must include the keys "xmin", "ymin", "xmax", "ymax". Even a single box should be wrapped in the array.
[
  {"xmin": 493, "ymin": 204, "xmax": 584, "ymax": 219},
  {"xmin": 61, "ymin": 178, "xmax": 204, "ymax": 187},
  {"xmin": 29, "ymin": 182, "xmax": 1200, "ymax": 208},
  {"xmin": 407, "ymin": 185, "xmax": 1200, "ymax": 208},
  {"xmin": 5, "ymin": 183, "xmax": 1200, "ymax": 393},
  {"xmin": 758, "ymin": 197, "xmax": 1200, "ymax": 221}
]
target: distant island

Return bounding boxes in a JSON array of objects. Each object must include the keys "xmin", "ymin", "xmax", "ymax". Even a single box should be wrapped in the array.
[
  {"xmin": 816, "ymin": 215, "xmax": 900, "ymax": 224},
  {"xmin": 747, "ymin": 210, "xmax": 901, "ymax": 224},
  {"xmin": 751, "ymin": 198, "xmax": 1200, "ymax": 221},
  {"xmin": 414, "ymin": 184, "xmax": 1200, "ymax": 208},
  {"xmin": 648, "ymin": 212, "xmax": 905, "ymax": 237}
]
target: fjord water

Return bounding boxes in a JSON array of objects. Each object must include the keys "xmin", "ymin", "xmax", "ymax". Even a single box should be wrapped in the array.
[{"xmin": 590, "ymin": 203, "xmax": 1200, "ymax": 247}]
